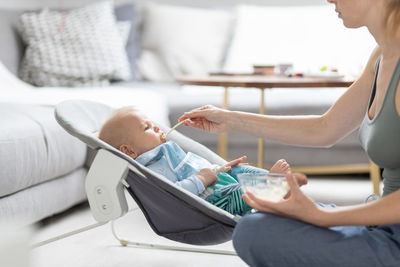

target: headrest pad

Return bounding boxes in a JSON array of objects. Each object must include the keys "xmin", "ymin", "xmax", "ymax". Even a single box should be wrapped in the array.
[
  {"xmin": 55, "ymin": 99, "xmax": 227, "ymax": 166},
  {"xmin": 55, "ymin": 99, "xmax": 115, "ymax": 150}
]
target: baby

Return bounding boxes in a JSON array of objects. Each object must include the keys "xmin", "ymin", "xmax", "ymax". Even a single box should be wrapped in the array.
[{"xmin": 99, "ymin": 108, "xmax": 301, "ymax": 215}]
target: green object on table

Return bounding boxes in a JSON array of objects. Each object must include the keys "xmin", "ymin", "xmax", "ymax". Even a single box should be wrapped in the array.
[{"xmin": 205, "ymin": 173, "xmax": 252, "ymax": 215}]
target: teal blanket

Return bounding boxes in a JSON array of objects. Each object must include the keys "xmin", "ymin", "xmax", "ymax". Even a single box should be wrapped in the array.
[{"xmin": 205, "ymin": 172, "xmax": 252, "ymax": 216}]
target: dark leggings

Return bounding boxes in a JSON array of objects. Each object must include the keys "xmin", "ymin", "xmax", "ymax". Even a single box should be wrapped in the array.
[{"xmin": 233, "ymin": 211, "xmax": 400, "ymax": 267}]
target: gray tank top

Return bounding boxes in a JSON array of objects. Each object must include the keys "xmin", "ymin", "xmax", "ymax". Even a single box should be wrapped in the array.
[{"xmin": 359, "ymin": 56, "xmax": 400, "ymax": 196}]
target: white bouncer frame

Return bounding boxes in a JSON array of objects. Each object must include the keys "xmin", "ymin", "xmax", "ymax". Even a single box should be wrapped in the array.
[{"xmin": 85, "ymin": 149, "xmax": 236, "ymax": 255}]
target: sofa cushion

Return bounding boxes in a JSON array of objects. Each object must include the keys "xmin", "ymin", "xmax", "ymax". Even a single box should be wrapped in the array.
[
  {"xmin": 115, "ymin": 3, "xmax": 140, "ymax": 81},
  {"xmin": 0, "ymin": 104, "xmax": 87, "ymax": 197},
  {"xmin": 19, "ymin": 1, "xmax": 131, "ymax": 87},
  {"xmin": 0, "ymin": 9, "xmax": 25, "ymax": 76},
  {"xmin": 0, "ymin": 167, "xmax": 87, "ymax": 226},
  {"xmin": 138, "ymin": 2, "xmax": 234, "ymax": 82}
]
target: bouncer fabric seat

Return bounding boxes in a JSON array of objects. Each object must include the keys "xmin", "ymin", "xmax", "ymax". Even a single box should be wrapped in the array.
[{"xmin": 55, "ymin": 100, "xmax": 239, "ymax": 245}]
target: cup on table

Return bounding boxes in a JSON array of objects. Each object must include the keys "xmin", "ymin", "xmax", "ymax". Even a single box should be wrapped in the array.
[{"xmin": 277, "ymin": 63, "xmax": 293, "ymax": 76}]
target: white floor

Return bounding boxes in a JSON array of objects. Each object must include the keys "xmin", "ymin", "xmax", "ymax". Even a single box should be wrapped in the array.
[
  {"xmin": 30, "ymin": 203, "xmax": 244, "ymax": 267},
  {"xmin": 17, "ymin": 175, "xmax": 380, "ymax": 267}
]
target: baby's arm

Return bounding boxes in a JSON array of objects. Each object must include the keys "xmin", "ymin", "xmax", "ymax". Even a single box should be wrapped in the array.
[
  {"xmin": 216, "ymin": 156, "xmax": 247, "ymax": 173},
  {"xmin": 196, "ymin": 168, "xmax": 218, "ymax": 187},
  {"xmin": 173, "ymin": 168, "xmax": 217, "ymax": 195}
]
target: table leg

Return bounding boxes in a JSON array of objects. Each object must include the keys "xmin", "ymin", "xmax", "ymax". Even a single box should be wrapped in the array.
[
  {"xmin": 218, "ymin": 87, "xmax": 229, "ymax": 159},
  {"xmin": 369, "ymin": 161, "xmax": 381, "ymax": 195},
  {"xmin": 257, "ymin": 88, "xmax": 265, "ymax": 168}
]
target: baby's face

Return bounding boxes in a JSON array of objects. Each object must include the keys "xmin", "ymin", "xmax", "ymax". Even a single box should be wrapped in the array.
[{"xmin": 128, "ymin": 111, "xmax": 166, "ymax": 156}]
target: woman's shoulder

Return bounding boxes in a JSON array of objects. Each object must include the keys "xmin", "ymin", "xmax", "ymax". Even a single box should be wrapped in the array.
[
  {"xmin": 364, "ymin": 46, "xmax": 381, "ymax": 76},
  {"xmin": 351, "ymin": 46, "xmax": 381, "ymax": 91}
]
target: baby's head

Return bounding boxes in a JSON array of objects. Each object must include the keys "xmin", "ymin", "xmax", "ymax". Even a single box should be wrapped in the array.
[{"xmin": 99, "ymin": 107, "xmax": 166, "ymax": 159}]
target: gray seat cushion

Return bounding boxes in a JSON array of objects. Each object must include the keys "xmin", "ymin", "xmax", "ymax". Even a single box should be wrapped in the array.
[{"xmin": 0, "ymin": 104, "xmax": 87, "ymax": 197}]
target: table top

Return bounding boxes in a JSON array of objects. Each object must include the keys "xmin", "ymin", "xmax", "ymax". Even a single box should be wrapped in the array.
[{"xmin": 177, "ymin": 75, "xmax": 354, "ymax": 88}]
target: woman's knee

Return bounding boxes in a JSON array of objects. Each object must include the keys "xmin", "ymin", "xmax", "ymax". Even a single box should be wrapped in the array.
[{"xmin": 233, "ymin": 213, "xmax": 285, "ymax": 259}]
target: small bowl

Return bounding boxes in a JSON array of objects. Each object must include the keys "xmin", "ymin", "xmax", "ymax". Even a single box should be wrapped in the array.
[{"xmin": 237, "ymin": 173, "xmax": 289, "ymax": 202}]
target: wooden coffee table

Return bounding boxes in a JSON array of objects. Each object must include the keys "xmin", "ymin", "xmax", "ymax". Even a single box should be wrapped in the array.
[{"xmin": 177, "ymin": 74, "xmax": 381, "ymax": 195}]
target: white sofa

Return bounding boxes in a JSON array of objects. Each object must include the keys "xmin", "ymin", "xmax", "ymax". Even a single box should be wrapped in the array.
[{"xmin": 0, "ymin": 1, "xmax": 377, "ymax": 226}]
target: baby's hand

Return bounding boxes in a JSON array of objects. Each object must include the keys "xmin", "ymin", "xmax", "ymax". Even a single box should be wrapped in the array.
[
  {"xmin": 216, "ymin": 156, "xmax": 247, "ymax": 173},
  {"xmin": 197, "ymin": 168, "xmax": 218, "ymax": 187}
]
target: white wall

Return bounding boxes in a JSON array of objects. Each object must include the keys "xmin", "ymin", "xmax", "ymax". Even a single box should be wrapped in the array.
[{"xmin": 0, "ymin": 0, "xmax": 327, "ymax": 10}]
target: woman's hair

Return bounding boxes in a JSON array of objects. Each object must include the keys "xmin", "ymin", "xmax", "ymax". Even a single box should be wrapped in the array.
[{"xmin": 385, "ymin": 0, "xmax": 400, "ymax": 35}]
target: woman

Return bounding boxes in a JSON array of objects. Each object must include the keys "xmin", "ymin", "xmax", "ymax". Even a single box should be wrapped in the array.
[{"xmin": 178, "ymin": 0, "xmax": 400, "ymax": 265}]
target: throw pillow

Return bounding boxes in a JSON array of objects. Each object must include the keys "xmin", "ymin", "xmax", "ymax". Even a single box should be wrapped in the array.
[
  {"xmin": 19, "ymin": 1, "xmax": 131, "ymax": 87},
  {"xmin": 138, "ymin": 2, "xmax": 234, "ymax": 82},
  {"xmin": 115, "ymin": 3, "xmax": 140, "ymax": 81},
  {"xmin": 117, "ymin": 21, "xmax": 131, "ymax": 47}
]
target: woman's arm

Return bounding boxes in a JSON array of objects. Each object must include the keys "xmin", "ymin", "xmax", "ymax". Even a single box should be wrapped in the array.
[
  {"xmin": 243, "ymin": 173, "xmax": 400, "ymax": 227},
  {"xmin": 225, "ymin": 47, "xmax": 381, "ymax": 147},
  {"xmin": 318, "ymin": 190, "xmax": 400, "ymax": 227},
  {"xmin": 180, "ymin": 47, "xmax": 381, "ymax": 147}
]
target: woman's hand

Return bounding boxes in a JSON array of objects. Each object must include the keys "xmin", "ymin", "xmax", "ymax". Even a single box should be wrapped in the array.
[
  {"xmin": 242, "ymin": 173, "xmax": 323, "ymax": 225},
  {"xmin": 178, "ymin": 105, "xmax": 230, "ymax": 133},
  {"xmin": 216, "ymin": 156, "xmax": 247, "ymax": 173}
]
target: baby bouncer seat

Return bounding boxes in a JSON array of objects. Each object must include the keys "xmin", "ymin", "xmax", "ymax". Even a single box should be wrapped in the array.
[{"xmin": 55, "ymin": 100, "xmax": 239, "ymax": 254}]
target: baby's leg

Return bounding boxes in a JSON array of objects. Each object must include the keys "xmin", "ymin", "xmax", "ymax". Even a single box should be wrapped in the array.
[
  {"xmin": 230, "ymin": 162, "xmax": 307, "ymax": 186},
  {"xmin": 229, "ymin": 165, "xmax": 269, "ymax": 181},
  {"xmin": 270, "ymin": 159, "xmax": 291, "ymax": 174},
  {"xmin": 205, "ymin": 183, "xmax": 252, "ymax": 216}
]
